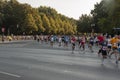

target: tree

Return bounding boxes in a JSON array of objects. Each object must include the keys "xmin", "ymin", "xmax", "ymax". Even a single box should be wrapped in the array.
[
  {"xmin": 0, "ymin": 0, "xmax": 5, "ymax": 27},
  {"xmin": 91, "ymin": 0, "xmax": 120, "ymax": 33},
  {"xmin": 22, "ymin": 14, "xmax": 38, "ymax": 34},
  {"xmin": 108, "ymin": 0, "xmax": 120, "ymax": 27},
  {"xmin": 41, "ymin": 14, "xmax": 51, "ymax": 34},
  {"xmin": 77, "ymin": 14, "xmax": 92, "ymax": 33},
  {"xmin": 49, "ymin": 17, "xmax": 57, "ymax": 34},
  {"xmin": 31, "ymin": 9, "xmax": 45, "ymax": 34},
  {"xmin": 0, "ymin": 0, "xmax": 77, "ymax": 35}
]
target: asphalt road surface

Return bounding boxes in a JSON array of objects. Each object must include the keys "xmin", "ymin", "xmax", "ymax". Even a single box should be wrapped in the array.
[{"xmin": 0, "ymin": 40, "xmax": 120, "ymax": 80}]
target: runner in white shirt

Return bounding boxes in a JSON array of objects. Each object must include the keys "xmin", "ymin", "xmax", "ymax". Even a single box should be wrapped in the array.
[
  {"xmin": 107, "ymin": 35, "xmax": 112, "ymax": 55},
  {"xmin": 58, "ymin": 36, "xmax": 62, "ymax": 47}
]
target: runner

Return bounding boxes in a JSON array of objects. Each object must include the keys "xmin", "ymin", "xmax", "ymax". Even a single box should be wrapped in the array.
[
  {"xmin": 94, "ymin": 36, "xmax": 99, "ymax": 46},
  {"xmin": 79, "ymin": 35, "xmax": 86, "ymax": 51},
  {"xmin": 71, "ymin": 36, "xmax": 76, "ymax": 54},
  {"xmin": 97, "ymin": 33, "xmax": 104, "ymax": 56},
  {"xmin": 109, "ymin": 35, "xmax": 119, "ymax": 64},
  {"xmin": 63, "ymin": 35, "xmax": 70, "ymax": 49},
  {"xmin": 100, "ymin": 36, "xmax": 108, "ymax": 65},
  {"xmin": 88, "ymin": 35, "xmax": 94, "ymax": 52},
  {"xmin": 36, "ymin": 35, "xmax": 40, "ymax": 42},
  {"xmin": 117, "ymin": 41, "xmax": 120, "ymax": 63},
  {"xmin": 107, "ymin": 35, "xmax": 112, "ymax": 55},
  {"xmin": 58, "ymin": 35, "xmax": 62, "ymax": 47},
  {"xmin": 50, "ymin": 35, "xmax": 54, "ymax": 47}
]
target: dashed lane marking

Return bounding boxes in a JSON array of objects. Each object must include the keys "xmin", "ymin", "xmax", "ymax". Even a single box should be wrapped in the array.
[{"xmin": 0, "ymin": 71, "xmax": 21, "ymax": 78}]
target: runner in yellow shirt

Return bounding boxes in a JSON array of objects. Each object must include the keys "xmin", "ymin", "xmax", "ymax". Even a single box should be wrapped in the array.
[{"xmin": 109, "ymin": 35, "xmax": 119, "ymax": 64}]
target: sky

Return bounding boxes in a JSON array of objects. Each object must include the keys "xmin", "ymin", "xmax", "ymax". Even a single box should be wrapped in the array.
[{"xmin": 17, "ymin": 0, "xmax": 101, "ymax": 20}]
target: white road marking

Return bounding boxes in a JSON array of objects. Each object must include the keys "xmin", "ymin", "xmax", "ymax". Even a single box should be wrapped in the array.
[
  {"xmin": 0, "ymin": 71, "xmax": 21, "ymax": 78},
  {"xmin": 64, "ymin": 70, "xmax": 72, "ymax": 73}
]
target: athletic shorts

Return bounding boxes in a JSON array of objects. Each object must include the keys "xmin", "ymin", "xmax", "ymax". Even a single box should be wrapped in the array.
[
  {"xmin": 118, "ymin": 48, "xmax": 120, "ymax": 52},
  {"xmin": 90, "ymin": 42, "xmax": 94, "ymax": 46},
  {"xmin": 107, "ymin": 46, "xmax": 112, "ymax": 49},
  {"xmin": 81, "ymin": 42, "xmax": 85, "ymax": 45},
  {"xmin": 112, "ymin": 47, "xmax": 118, "ymax": 51},
  {"xmin": 72, "ymin": 43, "xmax": 75, "ymax": 46},
  {"xmin": 102, "ymin": 50, "xmax": 107, "ymax": 55},
  {"xmin": 99, "ymin": 42, "xmax": 103, "ymax": 46}
]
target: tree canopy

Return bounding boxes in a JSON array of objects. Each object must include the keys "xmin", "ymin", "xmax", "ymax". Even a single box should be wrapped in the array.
[
  {"xmin": 0, "ymin": 0, "xmax": 120, "ymax": 35},
  {"xmin": 90, "ymin": 0, "xmax": 120, "ymax": 34},
  {"xmin": 0, "ymin": 0, "xmax": 77, "ymax": 35}
]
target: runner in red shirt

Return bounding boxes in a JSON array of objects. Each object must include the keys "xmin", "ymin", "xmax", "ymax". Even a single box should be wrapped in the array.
[
  {"xmin": 71, "ymin": 36, "xmax": 76, "ymax": 54},
  {"xmin": 97, "ymin": 34, "xmax": 104, "ymax": 46},
  {"xmin": 97, "ymin": 34, "xmax": 105, "ymax": 55}
]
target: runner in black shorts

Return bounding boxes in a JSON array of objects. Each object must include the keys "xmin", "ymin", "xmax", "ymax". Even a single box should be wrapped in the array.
[
  {"xmin": 72, "ymin": 43, "xmax": 75, "ymax": 52},
  {"xmin": 101, "ymin": 40, "xmax": 108, "ymax": 65},
  {"xmin": 88, "ymin": 36, "xmax": 94, "ymax": 52}
]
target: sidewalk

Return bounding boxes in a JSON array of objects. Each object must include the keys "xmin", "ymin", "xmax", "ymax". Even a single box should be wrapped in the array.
[
  {"xmin": 0, "ymin": 40, "xmax": 12, "ymax": 43},
  {"xmin": 0, "ymin": 40, "xmax": 33, "ymax": 44}
]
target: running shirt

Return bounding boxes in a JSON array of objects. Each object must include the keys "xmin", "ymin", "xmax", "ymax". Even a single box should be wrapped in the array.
[
  {"xmin": 89, "ymin": 37, "xmax": 94, "ymax": 43},
  {"xmin": 89, "ymin": 37, "xmax": 94, "ymax": 45},
  {"xmin": 50, "ymin": 37, "xmax": 54, "ymax": 42},
  {"xmin": 94, "ymin": 37, "xmax": 98, "ymax": 43},
  {"xmin": 107, "ymin": 38, "xmax": 112, "ymax": 47},
  {"xmin": 82, "ymin": 37, "xmax": 86, "ymax": 43},
  {"xmin": 58, "ymin": 37, "xmax": 62, "ymax": 42},
  {"xmin": 102, "ymin": 41, "xmax": 107, "ymax": 48},
  {"xmin": 71, "ymin": 37, "xmax": 76, "ymax": 43},
  {"xmin": 110, "ymin": 37, "xmax": 119, "ymax": 48},
  {"xmin": 97, "ymin": 35, "xmax": 104, "ymax": 43}
]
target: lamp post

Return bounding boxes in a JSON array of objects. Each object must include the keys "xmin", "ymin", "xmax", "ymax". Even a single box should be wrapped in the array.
[
  {"xmin": 17, "ymin": 24, "xmax": 19, "ymax": 35},
  {"xmin": 91, "ymin": 24, "xmax": 95, "ymax": 35},
  {"xmin": 1, "ymin": 27, "xmax": 5, "ymax": 42}
]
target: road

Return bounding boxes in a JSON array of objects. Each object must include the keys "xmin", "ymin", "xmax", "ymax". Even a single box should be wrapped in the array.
[{"xmin": 0, "ymin": 40, "xmax": 120, "ymax": 80}]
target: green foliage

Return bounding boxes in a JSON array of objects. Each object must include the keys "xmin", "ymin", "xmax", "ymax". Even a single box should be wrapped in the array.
[
  {"xmin": 91, "ymin": 0, "xmax": 120, "ymax": 33},
  {"xmin": 38, "ymin": 6, "xmax": 77, "ymax": 35},
  {"xmin": 22, "ymin": 14, "xmax": 38, "ymax": 34},
  {"xmin": 0, "ymin": 0, "xmax": 120, "ymax": 35},
  {"xmin": 77, "ymin": 14, "xmax": 92, "ymax": 33},
  {"xmin": 0, "ymin": 0, "xmax": 77, "ymax": 35}
]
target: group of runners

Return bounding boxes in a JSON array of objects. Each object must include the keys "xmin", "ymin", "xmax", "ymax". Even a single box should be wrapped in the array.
[
  {"xmin": 35, "ymin": 34, "xmax": 120, "ymax": 65},
  {"xmin": 97, "ymin": 34, "xmax": 120, "ymax": 64}
]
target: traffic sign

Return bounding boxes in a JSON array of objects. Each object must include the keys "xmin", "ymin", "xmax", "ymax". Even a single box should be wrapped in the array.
[{"xmin": 2, "ymin": 27, "xmax": 5, "ymax": 32}]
